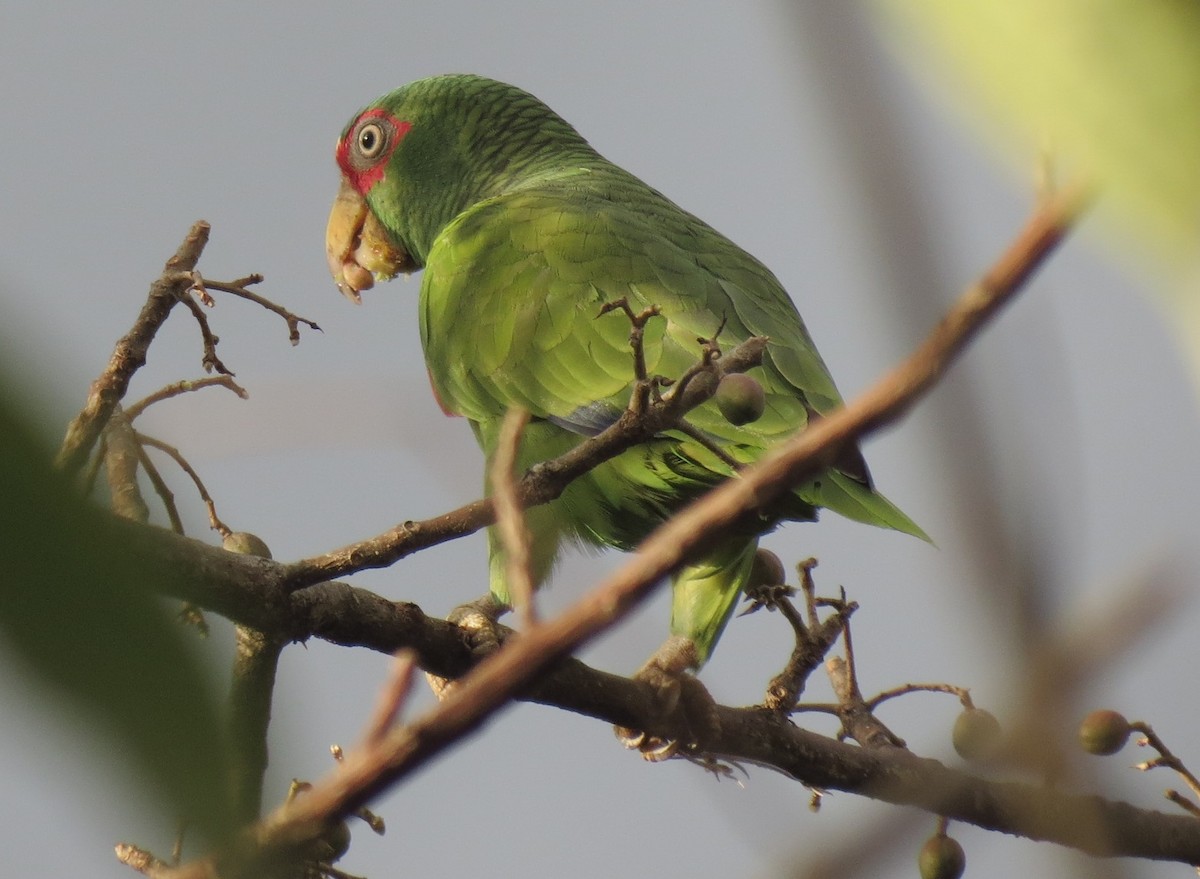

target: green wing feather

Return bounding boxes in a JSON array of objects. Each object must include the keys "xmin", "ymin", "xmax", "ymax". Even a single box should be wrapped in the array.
[{"xmin": 419, "ymin": 167, "xmax": 925, "ymax": 662}]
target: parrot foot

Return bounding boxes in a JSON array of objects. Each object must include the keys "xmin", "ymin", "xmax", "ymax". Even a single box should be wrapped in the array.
[
  {"xmin": 425, "ymin": 595, "xmax": 511, "ymax": 701},
  {"xmin": 446, "ymin": 593, "xmax": 511, "ymax": 656},
  {"xmin": 614, "ymin": 636, "xmax": 721, "ymax": 761}
]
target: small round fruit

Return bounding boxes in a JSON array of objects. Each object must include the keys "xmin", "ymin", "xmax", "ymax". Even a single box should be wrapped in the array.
[
  {"xmin": 715, "ymin": 373, "xmax": 766, "ymax": 425},
  {"xmin": 310, "ymin": 820, "xmax": 352, "ymax": 864},
  {"xmin": 222, "ymin": 531, "xmax": 273, "ymax": 559},
  {"xmin": 952, "ymin": 708, "xmax": 1002, "ymax": 761},
  {"xmin": 1078, "ymin": 709, "xmax": 1132, "ymax": 756},
  {"xmin": 918, "ymin": 834, "xmax": 965, "ymax": 879},
  {"xmin": 748, "ymin": 549, "xmax": 786, "ymax": 589}
]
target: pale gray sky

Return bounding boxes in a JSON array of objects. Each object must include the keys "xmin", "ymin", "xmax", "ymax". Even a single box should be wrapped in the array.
[{"xmin": 2, "ymin": 3, "xmax": 1197, "ymax": 878}]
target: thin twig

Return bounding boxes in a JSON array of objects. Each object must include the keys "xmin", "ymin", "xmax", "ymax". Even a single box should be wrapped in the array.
[
  {"xmin": 1133, "ymin": 722, "xmax": 1200, "ymax": 809},
  {"xmin": 766, "ymin": 597, "xmax": 855, "ymax": 711},
  {"xmin": 125, "ymin": 377, "xmax": 249, "ymax": 421},
  {"xmin": 491, "ymin": 408, "xmax": 538, "ymax": 628},
  {"xmin": 133, "ymin": 436, "xmax": 184, "ymax": 534},
  {"xmin": 742, "ymin": 558, "xmax": 856, "ymax": 711},
  {"xmin": 82, "ymin": 435, "xmax": 107, "ymax": 496},
  {"xmin": 798, "ymin": 557, "xmax": 822, "ymax": 628},
  {"xmin": 864, "ymin": 682, "xmax": 974, "ymax": 712},
  {"xmin": 663, "ymin": 323, "xmax": 726, "ymax": 404},
  {"xmin": 178, "ymin": 294, "xmax": 233, "ymax": 376},
  {"xmin": 1165, "ymin": 790, "xmax": 1200, "ymax": 820},
  {"xmin": 137, "ymin": 433, "xmax": 231, "ymax": 536},
  {"xmin": 103, "ymin": 407, "xmax": 150, "ymax": 523},
  {"xmin": 114, "ymin": 843, "xmax": 194, "ymax": 879},
  {"xmin": 57, "ymin": 221, "xmax": 211, "ymax": 475},
  {"xmin": 826, "ymin": 655, "xmax": 906, "ymax": 749},
  {"xmin": 672, "ymin": 419, "xmax": 743, "ymax": 471},
  {"xmin": 820, "ymin": 584, "xmax": 908, "ymax": 749},
  {"xmin": 359, "ymin": 650, "xmax": 419, "ymax": 747},
  {"xmin": 597, "ymin": 298, "xmax": 661, "ymax": 383},
  {"xmin": 189, "ymin": 274, "xmax": 321, "ymax": 346}
]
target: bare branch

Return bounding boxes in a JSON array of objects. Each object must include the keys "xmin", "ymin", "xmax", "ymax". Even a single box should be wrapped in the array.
[
  {"xmin": 229, "ymin": 625, "xmax": 284, "ymax": 825},
  {"xmin": 224, "ymin": 534, "xmax": 281, "ymax": 826},
  {"xmin": 132, "ymin": 434, "xmax": 184, "ymax": 534},
  {"xmin": 359, "ymin": 650, "xmax": 419, "ymax": 747},
  {"xmin": 180, "ymin": 272, "xmax": 321, "ymax": 346},
  {"xmin": 1133, "ymin": 721, "xmax": 1200, "ymax": 813},
  {"xmin": 746, "ymin": 558, "xmax": 858, "ymax": 712},
  {"xmin": 123, "ymin": 520, "xmax": 1200, "ymax": 868},
  {"xmin": 672, "ymin": 418, "xmax": 743, "ymax": 470},
  {"xmin": 178, "ymin": 293, "xmax": 233, "ymax": 376},
  {"xmin": 596, "ymin": 297, "xmax": 661, "ymax": 384},
  {"xmin": 125, "ymin": 377, "xmax": 249, "ymax": 421},
  {"xmin": 490, "ymin": 408, "xmax": 538, "ymax": 627},
  {"xmin": 57, "ymin": 221, "xmax": 211, "ymax": 474},
  {"xmin": 103, "ymin": 407, "xmax": 150, "ymax": 523},
  {"xmin": 136, "ymin": 433, "xmax": 232, "ymax": 536},
  {"xmin": 864, "ymin": 682, "xmax": 973, "ymax": 713},
  {"xmin": 826, "ymin": 654, "xmax": 907, "ymax": 750},
  {"xmin": 114, "ymin": 842, "xmax": 196, "ymax": 879}
]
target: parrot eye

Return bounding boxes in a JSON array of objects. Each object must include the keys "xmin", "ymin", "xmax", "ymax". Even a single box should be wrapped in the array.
[
  {"xmin": 356, "ymin": 122, "xmax": 387, "ymax": 159},
  {"xmin": 337, "ymin": 112, "xmax": 410, "ymax": 184}
]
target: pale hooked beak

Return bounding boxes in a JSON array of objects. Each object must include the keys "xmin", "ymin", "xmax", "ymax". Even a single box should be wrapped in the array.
[{"xmin": 325, "ymin": 178, "xmax": 410, "ymax": 303}]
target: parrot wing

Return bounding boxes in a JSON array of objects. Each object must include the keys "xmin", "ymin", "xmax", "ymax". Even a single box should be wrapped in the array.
[{"xmin": 419, "ymin": 177, "xmax": 926, "ymax": 540}]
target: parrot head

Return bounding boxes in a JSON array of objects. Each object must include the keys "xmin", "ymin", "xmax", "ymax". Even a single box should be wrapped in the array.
[
  {"xmin": 326, "ymin": 107, "xmax": 416, "ymax": 303},
  {"xmin": 326, "ymin": 74, "xmax": 595, "ymax": 302}
]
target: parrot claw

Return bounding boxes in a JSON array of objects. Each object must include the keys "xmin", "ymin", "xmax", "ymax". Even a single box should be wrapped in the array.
[
  {"xmin": 614, "ymin": 636, "xmax": 721, "ymax": 761},
  {"xmin": 446, "ymin": 594, "xmax": 511, "ymax": 657},
  {"xmin": 425, "ymin": 595, "xmax": 511, "ymax": 701},
  {"xmin": 617, "ymin": 729, "xmax": 681, "ymax": 762}
]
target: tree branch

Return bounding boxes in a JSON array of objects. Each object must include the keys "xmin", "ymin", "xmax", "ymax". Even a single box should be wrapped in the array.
[
  {"xmin": 57, "ymin": 221, "xmax": 211, "ymax": 475},
  {"xmin": 122, "ymin": 520, "xmax": 1200, "ymax": 868}
]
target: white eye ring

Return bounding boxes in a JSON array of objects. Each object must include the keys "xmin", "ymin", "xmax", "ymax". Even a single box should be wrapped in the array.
[{"xmin": 356, "ymin": 121, "xmax": 387, "ymax": 159}]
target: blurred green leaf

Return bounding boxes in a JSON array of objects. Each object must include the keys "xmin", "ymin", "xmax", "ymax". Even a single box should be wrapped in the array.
[
  {"xmin": 0, "ymin": 387, "xmax": 232, "ymax": 842},
  {"xmin": 870, "ymin": 2, "xmax": 1200, "ymax": 366}
]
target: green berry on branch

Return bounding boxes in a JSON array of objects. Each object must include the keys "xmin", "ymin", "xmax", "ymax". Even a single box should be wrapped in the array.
[
  {"xmin": 918, "ymin": 833, "xmax": 966, "ymax": 879},
  {"xmin": 715, "ymin": 373, "xmax": 766, "ymax": 425},
  {"xmin": 747, "ymin": 549, "xmax": 786, "ymax": 589},
  {"xmin": 1078, "ymin": 709, "xmax": 1132, "ymax": 756},
  {"xmin": 223, "ymin": 531, "xmax": 273, "ymax": 559},
  {"xmin": 952, "ymin": 708, "xmax": 1002, "ymax": 761}
]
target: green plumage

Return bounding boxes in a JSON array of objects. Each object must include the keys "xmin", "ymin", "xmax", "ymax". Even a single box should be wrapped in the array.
[{"xmin": 336, "ymin": 74, "xmax": 925, "ymax": 665}]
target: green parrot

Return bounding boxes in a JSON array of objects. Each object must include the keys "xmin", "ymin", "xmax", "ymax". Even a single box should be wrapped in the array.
[{"xmin": 327, "ymin": 73, "xmax": 925, "ymax": 680}]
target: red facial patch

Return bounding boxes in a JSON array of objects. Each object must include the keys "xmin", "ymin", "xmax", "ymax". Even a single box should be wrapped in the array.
[{"xmin": 335, "ymin": 108, "xmax": 412, "ymax": 195}]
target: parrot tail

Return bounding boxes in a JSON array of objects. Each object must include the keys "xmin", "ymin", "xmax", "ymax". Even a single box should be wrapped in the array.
[{"xmin": 668, "ymin": 537, "xmax": 759, "ymax": 666}]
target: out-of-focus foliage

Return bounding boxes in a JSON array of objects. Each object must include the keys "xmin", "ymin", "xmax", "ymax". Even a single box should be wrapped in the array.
[
  {"xmin": 870, "ymin": 1, "xmax": 1200, "ymax": 373},
  {"xmin": 0, "ymin": 387, "xmax": 231, "ymax": 841}
]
